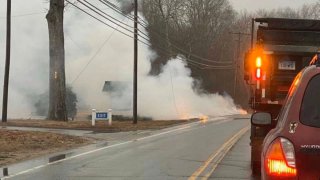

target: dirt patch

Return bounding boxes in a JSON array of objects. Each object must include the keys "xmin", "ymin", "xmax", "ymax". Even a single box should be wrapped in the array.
[
  {"xmin": 0, "ymin": 129, "xmax": 91, "ymax": 167},
  {"xmin": 0, "ymin": 119, "xmax": 195, "ymax": 132}
]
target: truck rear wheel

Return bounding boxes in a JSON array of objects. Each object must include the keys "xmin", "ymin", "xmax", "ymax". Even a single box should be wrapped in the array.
[
  {"xmin": 250, "ymin": 125, "xmax": 263, "ymax": 175},
  {"xmin": 251, "ymin": 146, "xmax": 261, "ymax": 175}
]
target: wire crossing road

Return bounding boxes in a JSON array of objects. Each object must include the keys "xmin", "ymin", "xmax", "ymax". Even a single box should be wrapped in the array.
[{"xmin": 4, "ymin": 116, "xmax": 250, "ymax": 180}]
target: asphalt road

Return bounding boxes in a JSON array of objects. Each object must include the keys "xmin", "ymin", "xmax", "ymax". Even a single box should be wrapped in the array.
[
  {"xmin": 3, "ymin": 116, "xmax": 252, "ymax": 180},
  {"xmin": 210, "ymin": 131, "xmax": 258, "ymax": 180}
]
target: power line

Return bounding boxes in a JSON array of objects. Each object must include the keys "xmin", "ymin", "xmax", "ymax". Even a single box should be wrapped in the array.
[
  {"xmin": 100, "ymin": 0, "xmax": 150, "ymax": 27},
  {"xmin": 169, "ymin": 67, "xmax": 180, "ymax": 118},
  {"xmin": 70, "ymin": 29, "xmax": 117, "ymax": 85},
  {"xmin": 96, "ymin": 1, "xmax": 231, "ymax": 115},
  {"xmin": 66, "ymin": 0, "xmax": 233, "ymax": 69},
  {"xmin": 79, "ymin": 0, "xmax": 233, "ymax": 69},
  {"xmin": 66, "ymin": 0, "xmax": 133, "ymax": 38},
  {"xmin": 77, "ymin": 0, "xmax": 212, "ymax": 68},
  {"xmin": 96, "ymin": 1, "xmax": 233, "ymax": 67},
  {"xmin": 65, "ymin": 31, "xmax": 83, "ymax": 49},
  {"xmin": 69, "ymin": 12, "xmax": 129, "ymax": 85},
  {"xmin": 67, "ymin": 4, "xmax": 211, "ymax": 86},
  {"xmin": 99, "ymin": 0, "xmax": 135, "ymax": 21},
  {"xmin": 76, "ymin": 0, "xmax": 135, "ymax": 34},
  {"xmin": 137, "ymin": 22, "xmax": 233, "ymax": 64},
  {"xmin": 75, "ymin": 0, "xmax": 152, "ymax": 47},
  {"xmin": 229, "ymin": 32, "xmax": 251, "ymax": 97},
  {"xmin": 81, "ymin": 0, "xmax": 151, "ymax": 42},
  {"xmin": 99, "ymin": 0, "xmax": 233, "ymax": 65},
  {"xmin": 84, "ymin": 0, "xmax": 135, "ymax": 30}
]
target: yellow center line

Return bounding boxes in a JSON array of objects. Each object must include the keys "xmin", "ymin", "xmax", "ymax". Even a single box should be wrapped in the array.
[
  {"xmin": 202, "ymin": 126, "xmax": 250, "ymax": 180},
  {"xmin": 188, "ymin": 125, "xmax": 250, "ymax": 180}
]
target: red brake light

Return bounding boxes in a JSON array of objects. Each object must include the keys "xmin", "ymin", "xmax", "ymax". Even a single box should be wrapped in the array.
[
  {"xmin": 265, "ymin": 138, "xmax": 297, "ymax": 177},
  {"xmin": 255, "ymin": 68, "xmax": 261, "ymax": 80}
]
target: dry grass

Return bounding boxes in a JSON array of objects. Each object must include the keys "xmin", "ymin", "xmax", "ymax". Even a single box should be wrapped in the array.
[
  {"xmin": 0, "ymin": 129, "xmax": 91, "ymax": 166},
  {"xmin": 0, "ymin": 119, "xmax": 194, "ymax": 132}
]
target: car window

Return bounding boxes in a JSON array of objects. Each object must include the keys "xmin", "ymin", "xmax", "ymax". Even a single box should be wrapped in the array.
[
  {"xmin": 276, "ymin": 72, "xmax": 302, "ymax": 127},
  {"xmin": 300, "ymin": 74, "xmax": 320, "ymax": 128}
]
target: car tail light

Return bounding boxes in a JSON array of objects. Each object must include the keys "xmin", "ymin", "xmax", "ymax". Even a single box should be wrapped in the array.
[{"xmin": 265, "ymin": 138, "xmax": 297, "ymax": 177}]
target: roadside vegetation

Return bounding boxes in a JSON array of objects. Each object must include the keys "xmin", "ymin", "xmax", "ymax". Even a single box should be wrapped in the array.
[{"xmin": 0, "ymin": 129, "xmax": 91, "ymax": 166}]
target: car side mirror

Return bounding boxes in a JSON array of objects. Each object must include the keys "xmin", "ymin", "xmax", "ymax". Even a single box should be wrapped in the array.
[{"xmin": 251, "ymin": 112, "xmax": 272, "ymax": 126}]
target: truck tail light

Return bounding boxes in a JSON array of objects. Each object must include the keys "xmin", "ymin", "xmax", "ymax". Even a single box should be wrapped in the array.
[
  {"xmin": 255, "ymin": 56, "xmax": 263, "ymax": 80},
  {"xmin": 256, "ymin": 56, "xmax": 262, "ymax": 68},
  {"xmin": 265, "ymin": 138, "xmax": 297, "ymax": 177},
  {"xmin": 255, "ymin": 68, "xmax": 261, "ymax": 80}
]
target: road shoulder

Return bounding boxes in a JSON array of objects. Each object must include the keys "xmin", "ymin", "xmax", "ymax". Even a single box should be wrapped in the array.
[{"xmin": 209, "ymin": 131, "xmax": 258, "ymax": 180}]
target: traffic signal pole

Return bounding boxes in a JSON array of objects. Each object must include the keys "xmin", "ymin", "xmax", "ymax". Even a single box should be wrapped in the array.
[
  {"xmin": 2, "ymin": 0, "xmax": 12, "ymax": 122},
  {"xmin": 133, "ymin": 0, "xmax": 138, "ymax": 124}
]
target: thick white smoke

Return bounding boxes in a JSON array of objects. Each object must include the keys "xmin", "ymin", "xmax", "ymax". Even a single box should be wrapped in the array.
[
  {"xmin": 0, "ymin": 0, "xmax": 49, "ymax": 118},
  {"xmin": 0, "ymin": 0, "xmax": 244, "ymax": 120}
]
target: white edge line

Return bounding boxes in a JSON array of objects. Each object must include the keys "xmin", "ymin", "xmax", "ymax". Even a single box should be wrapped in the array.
[{"xmin": 2, "ymin": 116, "xmax": 231, "ymax": 179}]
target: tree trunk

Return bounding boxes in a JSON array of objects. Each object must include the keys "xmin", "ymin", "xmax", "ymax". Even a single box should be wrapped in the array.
[{"xmin": 46, "ymin": 0, "xmax": 68, "ymax": 121}]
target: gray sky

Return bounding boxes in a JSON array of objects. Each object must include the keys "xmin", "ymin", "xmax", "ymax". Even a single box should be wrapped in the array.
[{"xmin": 229, "ymin": 0, "xmax": 318, "ymax": 12}]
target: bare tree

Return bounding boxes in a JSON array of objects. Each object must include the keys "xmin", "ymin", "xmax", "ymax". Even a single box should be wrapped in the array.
[
  {"xmin": 300, "ymin": 2, "xmax": 320, "ymax": 19},
  {"xmin": 142, "ymin": 0, "xmax": 185, "ymax": 75},
  {"xmin": 46, "ymin": 0, "xmax": 68, "ymax": 121},
  {"xmin": 142, "ymin": 0, "xmax": 238, "ymax": 97}
]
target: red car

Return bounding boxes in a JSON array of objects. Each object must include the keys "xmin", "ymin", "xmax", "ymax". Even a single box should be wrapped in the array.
[{"xmin": 252, "ymin": 61, "xmax": 320, "ymax": 179}]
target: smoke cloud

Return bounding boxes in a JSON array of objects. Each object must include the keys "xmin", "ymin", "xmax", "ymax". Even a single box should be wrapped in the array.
[
  {"xmin": 116, "ymin": 0, "xmax": 136, "ymax": 15},
  {"xmin": 0, "ymin": 0, "xmax": 244, "ymax": 120},
  {"xmin": 0, "ymin": 0, "xmax": 49, "ymax": 118}
]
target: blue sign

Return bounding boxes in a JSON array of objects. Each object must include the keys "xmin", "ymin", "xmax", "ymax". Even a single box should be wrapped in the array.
[{"xmin": 96, "ymin": 112, "xmax": 108, "ymax": 119}]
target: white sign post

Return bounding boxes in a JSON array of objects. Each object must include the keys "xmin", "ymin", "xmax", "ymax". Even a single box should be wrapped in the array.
[
  {"xmin": 91, "ymin": 109, "xmax": 113, "ymax": 126},
  {"xmin": 92, "ymin": 109, "xmax": 96, "ymax": 126},
  {"xmin": 108, "ymin": 109, "xmax": 112, "ymax": 126}
]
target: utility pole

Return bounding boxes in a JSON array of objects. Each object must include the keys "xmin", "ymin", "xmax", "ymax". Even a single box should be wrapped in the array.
[
  {"xmin": 2, "ymin": 0, "xmax": 12, "ymax": 122},
  {"xmin": 234, "ymin": 33, "xmax": 241, "ymax": 98},
  {"xmin": 133, "ymin": 0, "xmax": 138, "ymax": 124},
  {"xmin": 251, "ymin": 18, "xmax": 255, "ymax": 50},
  {"xmin": 230, "ymin": 32, "xmax": 251, "ymax": 98}
]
